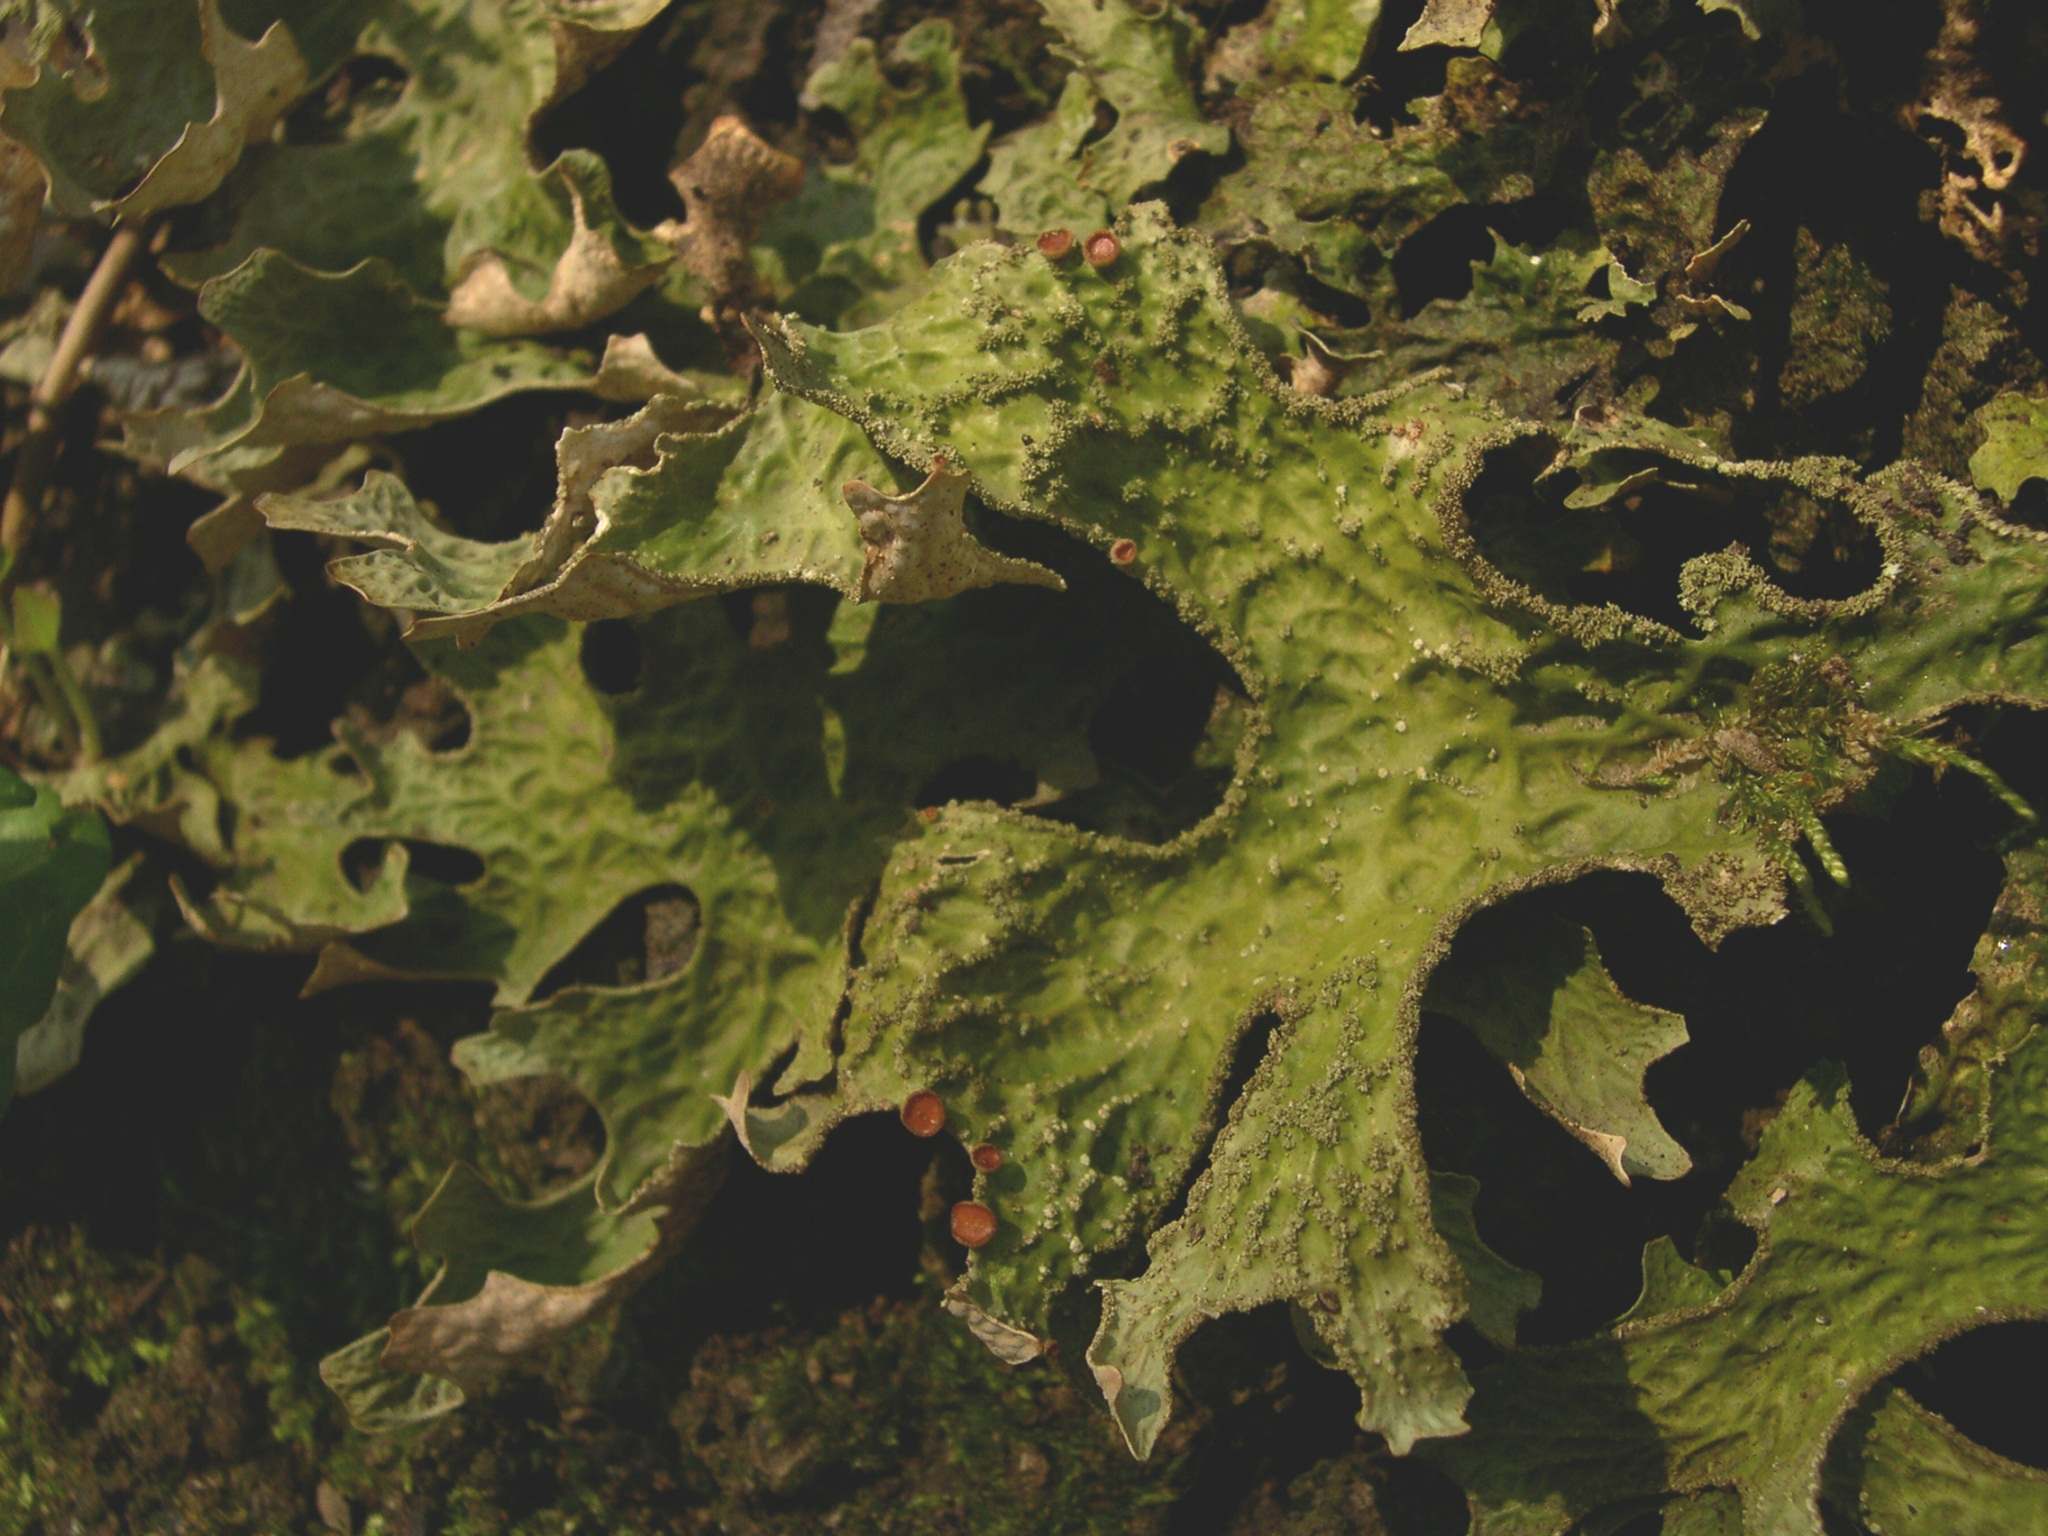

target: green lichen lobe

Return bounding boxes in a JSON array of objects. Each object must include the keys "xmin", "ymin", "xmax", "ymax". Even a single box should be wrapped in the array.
[{"xmin": 736, "ymin": 203, "xmax": 2048, "ymax": 1490}]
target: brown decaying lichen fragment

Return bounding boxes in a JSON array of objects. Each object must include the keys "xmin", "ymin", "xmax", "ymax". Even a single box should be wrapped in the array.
[
  {"xmin": 667, "ymin": 115, "xmax": 806, "ymax": 307},
  {"xmin": 1911, "ymin": 0, "xmax": 2029, "ymax": 265},
  {"xmin": 842, "ymin": 456, "xmax": 1066, "ymax": 604}
]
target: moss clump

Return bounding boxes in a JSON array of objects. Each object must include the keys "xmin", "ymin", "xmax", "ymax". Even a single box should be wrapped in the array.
[
  {"xmin": 1904, "ymin": 288, "xmax": 2045, "ymax": 476},
  {"xmin": 672, "ymin": 1289, "xmax": 1186, "ymax": 1534},
  {"xmin": 0, "ymin": 1227, "xmax": 314, "ymax": 1535},
  {"xmin": 1777, "ymin": 227, "xmax": 1892, "ymax": 426}
]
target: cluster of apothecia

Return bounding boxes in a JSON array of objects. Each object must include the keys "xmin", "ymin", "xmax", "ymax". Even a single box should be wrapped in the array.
[
  {"xmin": 1034, "ymin": 230, "xmax": 1138, "ymax": 571},
  {"xmin": 1035, "ymin": 226, "xmax": 1121, "ymax": 269},
  {"xmin": 900, "ymin": 1090, "xmax": 1004, "ymax": 1249}
]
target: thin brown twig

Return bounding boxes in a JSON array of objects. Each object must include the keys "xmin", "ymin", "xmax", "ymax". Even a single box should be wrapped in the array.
[
  {"xmin": 0, "ymin": 221, "xmax": 144, "ymax": 556},
  {"xmin": 0, "ymin": 221, "xmax": 144, "ymax": 761}
]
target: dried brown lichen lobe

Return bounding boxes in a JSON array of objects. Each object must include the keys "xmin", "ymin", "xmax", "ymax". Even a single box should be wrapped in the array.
[{"xmin": 840, "ymin": 456, "xmax": 1064, "ymax": 604}]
